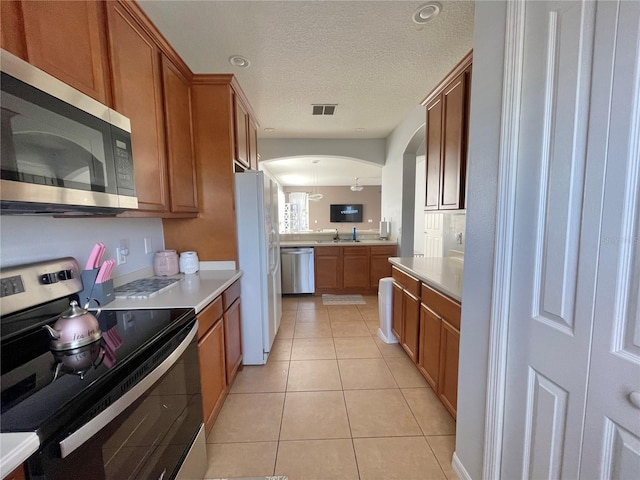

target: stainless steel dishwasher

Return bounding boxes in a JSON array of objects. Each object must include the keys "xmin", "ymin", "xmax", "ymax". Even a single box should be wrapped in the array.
[{"xmin": 281, "ymin": 247, "xmax": 315, "ymax": 294}]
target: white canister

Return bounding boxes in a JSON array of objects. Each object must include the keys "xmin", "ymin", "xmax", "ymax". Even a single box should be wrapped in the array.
[{"xmin": 179, "ymin": 251, "xmax": 199, "ymax": 274}]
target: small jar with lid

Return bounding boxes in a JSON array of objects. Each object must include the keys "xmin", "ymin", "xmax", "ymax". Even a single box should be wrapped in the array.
[{"xmin": 154, "ymin": 250, "xmax": 179, "ymax": 276}]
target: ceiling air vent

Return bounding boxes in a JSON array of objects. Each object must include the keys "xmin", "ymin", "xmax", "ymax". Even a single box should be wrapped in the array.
[{"xmin": 312, "ymin": 104, "xmax": 337, "ymax": 115}]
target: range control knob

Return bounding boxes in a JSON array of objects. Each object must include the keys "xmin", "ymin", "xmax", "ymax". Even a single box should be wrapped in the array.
[
  {"xmin": 39, "ymin": 273, "xmax": 58, "ymax": 285},
  {"xmin": 57, "ymin": 270, "xmax": 73, "ymax": 280}
]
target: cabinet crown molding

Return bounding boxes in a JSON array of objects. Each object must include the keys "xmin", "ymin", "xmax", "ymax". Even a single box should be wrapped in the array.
[{"xmin": 421, "ymin": 50, "xmax": 473, "ymax": 107}]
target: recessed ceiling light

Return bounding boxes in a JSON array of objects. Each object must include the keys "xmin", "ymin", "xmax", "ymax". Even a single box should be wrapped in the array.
[
  {"xmin": 412, "ymin": 2, "xmax": 442, "ymax": 24},
  {"xmin": 264, "ymin": 128, "xmax": 275, "ymax": 132},
  {"xmin": 229, "ymin": 55, "xmax": 250, "ymax": 68},
  {"xmin": 355, "ymin": 128, "xmax": 365, "ymax": 132}
]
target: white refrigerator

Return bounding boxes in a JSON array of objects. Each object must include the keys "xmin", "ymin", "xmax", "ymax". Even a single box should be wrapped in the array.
[{"xmin": 234, "ymin": 171, "xmax": 282, "ymax": 364}]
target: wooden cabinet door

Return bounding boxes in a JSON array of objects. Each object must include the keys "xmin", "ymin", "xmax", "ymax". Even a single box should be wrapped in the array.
[
  {"xmin": 19, "ymin": 1, "xmax": 111, "ymax": 104},
  {"xmin": 369, "ymin": 246, "xmax": 397, "ymax": 288},
  {"xmin": 391, "ymin": 281, "xmax": 404, "ymax": 340},
  {"xmin": 418, "ymin": 304, "xmax": 441, "ymax": 389},
  {"xmin": 440, "ymin": 72, "xmax": 467, "ymax": 210},
  {"xmin": 425, "ymin": 96, "xmax": 442, "ymax": 210},
  {"xmin": 401, "ymin": 290, "xmax": 420, "ymax": 362},
  {"xmin": 438, "ymin": 320, "xmax": 459, "ymax": 418},
  {"xmin": 162, "ymin": 56, "xmax": 198, "ymax": 213},
  {"xmin": 198, "ymin": 318, "xmax": 226, "ymax": 435},
  {"xmin": 343, "ymin": 247, "xmax": 369, "ymax": 289},
  {"xmin": 4, "ymin": 463, "xmax": 25, "ymax": 480},
  {"xmin": 248, "ymin": 120, "xmax": 259, "ymax": 171},
  {"xmin": 223, "ymin": 297, "xmax": 242, "ymax": 385},
  {"xmin": 315, "ymin": 247, "xmax": 342, "ymax": 289},
  {"xmin": 107, "ymin": 2, "xmax": 168, "ymax": 212},
  {"xmin": 234, "ymin": 96, "xmax": 249, "ymax": 169},
  {"xmin": 1, "ymin": 1, "xmax": 27, "ymax": 60}
]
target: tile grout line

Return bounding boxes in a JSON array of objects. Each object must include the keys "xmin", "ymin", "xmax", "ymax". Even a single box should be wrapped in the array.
[{"xmin": 273, "ymin": 301, "xmax": 297, "ymax": 477}]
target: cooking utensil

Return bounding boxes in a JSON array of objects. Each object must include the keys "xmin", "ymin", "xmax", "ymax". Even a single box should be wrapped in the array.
[{"xmin": 43, "ymin": 300, "xmax": 102, "ymax": 351}]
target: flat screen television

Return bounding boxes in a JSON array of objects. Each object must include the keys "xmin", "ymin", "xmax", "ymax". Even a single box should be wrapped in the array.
[{"xmin": 330, "ymin": 204, "xmax": 363, "ymax": 223}]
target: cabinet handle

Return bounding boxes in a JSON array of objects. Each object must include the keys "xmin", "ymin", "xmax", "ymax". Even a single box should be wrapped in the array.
[{"xmin": 629, "ymin": 392, "xmax": 640, "ymax": 409}]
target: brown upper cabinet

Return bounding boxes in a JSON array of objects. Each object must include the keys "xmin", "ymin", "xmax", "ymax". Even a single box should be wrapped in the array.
[
  {"xmin": 248, "ymin": 118, "xmax": 259, "ymax": 171},
  {"xmin": 2, "ymin": 1, "xmax": 112, "ymax": 105},
  {"xmin": 163, "ymin": 75, "xmax": 259, "ymax": 261},
  {"xmin": 106, "ymin": 1, "xmax": 169, "ymax": 213},
  {"xmin": 162, "ymin": 56, "xmax": 198, "ymax": 214},
  {"xmin": 234, "ymin": 95, "xmax": 251, "ymax": 170},
  {"xmin": 106, "ymin": 1, "xmax": 198, "ymax": 217},
  {"xmin": 423, "ymin": 52, "xmax": 472, "ymax": 211},
  {"xmin": 2, "ymin": 0, "xmax": 200, "ymax": 218}
]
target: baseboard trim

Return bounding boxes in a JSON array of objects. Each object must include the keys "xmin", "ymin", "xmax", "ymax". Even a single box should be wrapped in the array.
[{"xmin": 452, "ymin": 451, "xmax": 473, "ymax": 480}]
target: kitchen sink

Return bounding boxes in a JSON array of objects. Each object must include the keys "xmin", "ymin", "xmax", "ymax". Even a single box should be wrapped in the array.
[{"xmin": 316, "ymin": 239, "xmax": 360, "ymax": 243}]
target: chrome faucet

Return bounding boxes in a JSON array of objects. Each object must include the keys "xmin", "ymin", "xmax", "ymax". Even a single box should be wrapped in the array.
[{"xmin": 333, "ymin": 229, "xmax": 340, "ymax": 240}]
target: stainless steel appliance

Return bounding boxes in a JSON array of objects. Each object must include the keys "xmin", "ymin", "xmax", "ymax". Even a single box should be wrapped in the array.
[
  {"xmin": 234, "ymin": 171, "xmax": 282, "ymax": 365},
  {"xmin": 0, "ymin": 258, "xmax": 205, "ymax": 479},
  {"xmin": 0, "ymin": 50, "xmax": 138, "ymax": 215},
  {"xmin": 281, "ymin": 247, "xmax": 315, "ymax": 294}
]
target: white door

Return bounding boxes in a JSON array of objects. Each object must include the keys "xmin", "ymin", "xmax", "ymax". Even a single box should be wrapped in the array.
[
  {"xmin": 499, "ymin": 0, "xmax": 640, "ymax": 477},
  {"xmin": 580, "ymin": 0, "xmax": 640, "ymax": 476}
]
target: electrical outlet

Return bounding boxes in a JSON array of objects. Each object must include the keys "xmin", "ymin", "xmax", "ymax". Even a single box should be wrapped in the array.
[
  {"xmin": 144, "ymin": 237, "xmax": 153, "ymax": 254},
  {"xmin": 117, "ymin": 239, "xmax": 129, "ymax": 265}
]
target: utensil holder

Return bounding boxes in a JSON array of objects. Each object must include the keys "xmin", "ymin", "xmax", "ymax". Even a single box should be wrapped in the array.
[{"xmin": 80, "ymin": 269, "xmax": 114, "ymax": 306}]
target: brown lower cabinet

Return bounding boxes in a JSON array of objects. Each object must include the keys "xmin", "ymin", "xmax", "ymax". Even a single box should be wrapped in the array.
[
  {"xmin": 222, "ymin": 280, "xmax": 243, "ymax": 383},
  {"xmin": 392, "ymin": 266, "xmax": 461, "ymax": 419},
  {"xmin": 4, "ymin": 464, "xmax": 26, "ymax": 480},
  {"xmin": 391, "ymin": 267, "xmax": 421, "ymax": 362},
  {"xmin": 418, "ymin": 282, "xmax": 461, "ymax": 419},
  {"xmin": 315, "ymin": 245, "xmax": 398, "ymax": 295},
  {"xmin": 198, "ymin": 280, "xmax": 243, "ymax": 435}
]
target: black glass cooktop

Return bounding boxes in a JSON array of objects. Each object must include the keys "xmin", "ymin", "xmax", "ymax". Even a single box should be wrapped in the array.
[{"xmin": 0, "ymin": 306, "xmax": 195, "ymax": 441}]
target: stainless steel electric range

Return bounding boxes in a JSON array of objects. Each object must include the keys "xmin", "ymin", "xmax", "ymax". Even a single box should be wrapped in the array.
[{"xmin": 0, "ymin": 258, "xmax": 204, "ymax": 480}]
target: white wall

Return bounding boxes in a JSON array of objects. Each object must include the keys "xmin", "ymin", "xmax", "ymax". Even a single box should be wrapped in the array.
[
  {"xmin": 414, "ymin": 154, "xmax": 426, "ymax": 255},
  {"xmin": 455, "ymin": 1, "xmax": 507, "ymax": 478},
  {"xmin": 0, "ymin": 217, "xmax": 164, "ymax": 278},
  {"xmin": 259, "ymin": 138, "xmax": 387, "ymax": 165},
  {"xmin": 381, "ymin": 105, "xmax": 425, "ymax": 255}
]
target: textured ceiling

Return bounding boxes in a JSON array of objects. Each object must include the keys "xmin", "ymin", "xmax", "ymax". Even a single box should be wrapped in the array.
[
  {"xmin": 138, "ymin": 0, "xmax": 475, "ymax": 140},
  {"xmin": 260, "ymin": 156, "xmax": 384, "ymax": 186}
]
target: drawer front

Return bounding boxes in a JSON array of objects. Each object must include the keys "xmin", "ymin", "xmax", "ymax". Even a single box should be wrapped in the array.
[
  {"xmin": 370, "ymin": 245, "xmax": 398, "ymax": 256},
  {"xmin": 197, "ymin": 295, "xmax": 223, "ymax": 339},
  {"xmin": 391, "ymin": 266, "xmax": 420, "ymax": 297},
  {"xmin": 421, "ymin": 283, "xmax": 461, "ymax": 330},
  {"xmin": 315, "ymin": 246, "xmax": 340, "ymax": 256},
  {"xmin": 223, "ymin": 280, "xmax": 241, "ymax": 311},
  {"xmin": 343, "ymin": 246, "xmax": 369, "ymax": 256}
]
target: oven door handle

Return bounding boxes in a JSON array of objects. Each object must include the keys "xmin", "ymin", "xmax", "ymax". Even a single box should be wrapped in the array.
[{"xmin": 59, "ymin": 321, "xmax": 198, "ymax": 458}]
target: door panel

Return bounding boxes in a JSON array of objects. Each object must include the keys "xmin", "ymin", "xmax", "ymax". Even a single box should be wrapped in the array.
[
  {"xmin": 502, "ymin": 1, "xmax": 598, "ymax": 477},
  {"xmin": 425, "ymin": 97, "xmax": 442, "ymax": 210},
  {"xmin": 580, "ymin": 0, "xmax": 640, "ymax": 476}
]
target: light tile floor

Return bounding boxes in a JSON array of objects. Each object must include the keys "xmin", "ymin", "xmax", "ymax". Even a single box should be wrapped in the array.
[{"xmin": 205, "ymin": 295, "xmax": 456, "ymax": 480}]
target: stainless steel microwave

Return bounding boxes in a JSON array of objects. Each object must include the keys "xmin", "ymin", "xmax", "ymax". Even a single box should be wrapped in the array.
[{"xmin": 0, "ymin": 50, "xmax": 138, "ymax": 214}]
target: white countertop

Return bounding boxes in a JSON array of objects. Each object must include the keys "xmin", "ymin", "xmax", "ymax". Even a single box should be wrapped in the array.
[
  {"xmin": 0, "ymin": 433, "xmax": 38, "ymax": 479},
  {"xmin": 389, "ymin": 257, "xmax": 464, "ymax": 302},
  {"xmin": 281, "ymin": 239, "xmax": 397, "ymax": 247},
  {"xmin": 0, "ymin": 268, "xmax": 241, "ymax": 473},
  {"xmin": 104, "ymin": 269, "xmax": 242, "ymax": 314}
]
